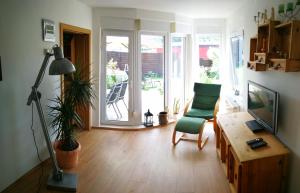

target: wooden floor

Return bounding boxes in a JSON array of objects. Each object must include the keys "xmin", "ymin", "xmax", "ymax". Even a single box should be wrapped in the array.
[{"xmin": 3, "ymin": 123, "xmax": 231, "ymax": 193}]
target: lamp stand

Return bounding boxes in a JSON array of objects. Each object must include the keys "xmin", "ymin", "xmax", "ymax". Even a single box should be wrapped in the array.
[{"xmin": 27, "ymin": 52, "xmax": 78, "ymax": 192}]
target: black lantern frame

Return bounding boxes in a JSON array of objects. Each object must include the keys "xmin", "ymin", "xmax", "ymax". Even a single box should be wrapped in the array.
[{"xmin": 144, "ymin": 109, "xmax": 153, "ymax": 127}]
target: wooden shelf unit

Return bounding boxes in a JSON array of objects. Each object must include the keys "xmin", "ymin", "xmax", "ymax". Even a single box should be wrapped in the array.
[
  {"xmin": 216, "ymin": 112, "xmax": 289, "ymax": 193},
  {"xmin": 257, "ymin": 21, "xmax": 280, "ymax": 53},
  {"xmin": 248, "ymin": 20, "xmax": 300, "ymax": 72},
  {"xmin": 268, "ymin": 20, "xmax": 300, "ymax": 71},
  {"xmin": 249, "ymin": 37, "xmax": 257, "ymax": 61}
]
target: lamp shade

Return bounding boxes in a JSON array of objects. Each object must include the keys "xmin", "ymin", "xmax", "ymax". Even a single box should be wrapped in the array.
[{"xmin": 49, "ymin": 46, "xmax": 76, "ymax": 75}]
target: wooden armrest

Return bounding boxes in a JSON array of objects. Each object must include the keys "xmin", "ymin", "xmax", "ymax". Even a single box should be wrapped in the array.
[
  {"xmin": 213, "ymin": 97, "xmax": 221, "ymax": 118},
  {"xmin": 213, "ymin": 97, "xmax": 221, "ymax": 132},
  {"xmin": 183, "ymin": 98, "xmax": 193, "ymax": 115}
]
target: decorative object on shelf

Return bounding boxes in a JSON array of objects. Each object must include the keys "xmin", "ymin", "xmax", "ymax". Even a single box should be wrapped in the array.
[
  {"xmin": 254, "ymin": 11, "xmax": 262, "ymax": 25},
  {"xmin": 278, "ymin": 1, "xmax": 300, "ymax": 21},
  {"xmin": 26, "ymin": 45, "xmax": 78, "ymax": 191},
  {"xmin": 254, "ymin": 11, "xmax": 268, "ymax": 25},
  {"xmin": 278, "ymin": 4, "xmax": 285, "ymax": 14},
  {"xmin": 263, "ymin": 9, "xmax": 268, "ymax": 23},
  {"xmin": 144, "ymin": 109, "xmax": 153, "ymax": 127},
  {"xmin": 42, "ymin": 19, "xmax": 55, "ymax": 42},
  {"xmin": 271, "ymin": 7, "xmax": 275, "ymax": 20},
  {"xmin": 261, "ymin": 38, "xmax": 266, "ymax": 52},
  {"xmin": 158, "ymin": 111, "xmax": 168, "ymax": 125}
]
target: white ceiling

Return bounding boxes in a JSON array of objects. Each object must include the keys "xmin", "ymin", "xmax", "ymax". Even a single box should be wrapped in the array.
[{"xmin": 80, "ymin": 0, "xmax": 245, "ymax": 18}]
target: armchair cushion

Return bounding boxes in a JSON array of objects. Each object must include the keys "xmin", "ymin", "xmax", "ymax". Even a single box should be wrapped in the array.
[
  {"xmin": 175, "ymin": 117, "xmax": 206, "ymax": 134},
  {"xmin": 191, "ymin": 83, "xmax": 221, "ymax": 110},
  {"xmin": 185, "ymin": 108, "xmax": 214, "ymax": 120}
]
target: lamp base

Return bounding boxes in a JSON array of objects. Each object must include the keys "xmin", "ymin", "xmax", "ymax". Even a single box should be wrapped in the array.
[{"xmin": 47, "ymin": 172, "xmax": 78, "ymax": 192}]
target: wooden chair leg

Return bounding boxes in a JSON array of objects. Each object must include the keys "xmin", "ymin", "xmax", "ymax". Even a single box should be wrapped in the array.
[
  {"xmin": 172, "ymin": 128, "xmax": 184, "ymax": 146},
  {"xmin": 172, "ymin": 128, "xmax": 177, "ymax": 145},
  {"xmin": 213, "ymin": 118, "xmax": 217, "ymax": 133},
  {"xmin": 198, "ymin": 135, "xmax": 209, "ymax": 150},
  {"xmin": 198, "ymin": 122, "xmax": 209, "ymax": 150}
]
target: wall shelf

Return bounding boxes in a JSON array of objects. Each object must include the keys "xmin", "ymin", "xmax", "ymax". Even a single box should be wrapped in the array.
[
  {"xmin": 269, "ymin": 58, "xmax": 300, "ymax": 72},
  {"xmin": 248, "ymin": 20, "xmax": 300, "ymax": 72}
]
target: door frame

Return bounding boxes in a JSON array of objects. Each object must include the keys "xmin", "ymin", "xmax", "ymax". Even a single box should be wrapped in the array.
[
  {"xmin": 100, "ymin": 29, "xmax": 136, "ymax": 126},
  {"xmin": 59, "ymin": 23, "xmax": 92, "ymax": 130}
]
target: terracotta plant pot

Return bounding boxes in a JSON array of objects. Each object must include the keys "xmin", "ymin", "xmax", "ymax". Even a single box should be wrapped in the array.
[{"xmin": 54, "ymin": 140, "xmax": 81, "ymax": 169}]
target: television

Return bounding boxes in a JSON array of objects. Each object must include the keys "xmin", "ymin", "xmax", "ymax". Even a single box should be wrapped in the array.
[{"xmin": 247, "ymin": 81, "xmax": 279, "ymax": 134}]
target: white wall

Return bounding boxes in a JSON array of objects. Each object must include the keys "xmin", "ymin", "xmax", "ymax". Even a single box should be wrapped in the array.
[
  {"xmin": 0, "ymin": 0, "xmax": 92, "ymax": 191},
  {"xmin": 226, "ymin": 0, "xmax": 300, "ymax": 192}
]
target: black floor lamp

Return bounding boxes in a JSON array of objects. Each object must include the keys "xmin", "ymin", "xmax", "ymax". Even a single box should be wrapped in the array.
[{"xmin": 27, "ymin": 45, "xmax": 78, "ymax": 192}]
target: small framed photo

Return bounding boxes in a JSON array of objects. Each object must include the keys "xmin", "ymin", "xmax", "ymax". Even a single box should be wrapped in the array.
[
  {"xmin": 42, "ymin": 19, "xmax": 55, "ymax": 42},
  {"xmin": 0, "ymin": 56, "xmax": 2, "ymax": 81}
]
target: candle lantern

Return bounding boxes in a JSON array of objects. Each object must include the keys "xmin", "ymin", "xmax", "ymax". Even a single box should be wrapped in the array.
[{"xmin": 144, "ymin": 109, "xmax": 153, "ymax": 127}]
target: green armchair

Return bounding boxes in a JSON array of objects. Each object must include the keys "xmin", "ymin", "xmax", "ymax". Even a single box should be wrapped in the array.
[
  {"xmin": 184, "ymin": 83, "xmax": 221, "ymax": 131},
  {"xmin": 172, "ymin": 83, "xmax": 221, "ymax": 150}
]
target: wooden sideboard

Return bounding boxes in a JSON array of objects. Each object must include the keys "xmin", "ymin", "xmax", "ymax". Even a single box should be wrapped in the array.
[{"xmin": 216, "ymin": 112, "xmax": 289, "ymax": 193}]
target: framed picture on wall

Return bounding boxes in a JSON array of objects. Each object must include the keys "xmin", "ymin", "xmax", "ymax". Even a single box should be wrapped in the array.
[
  {"xmin": 0, "ymin": 56, "xmax": 2, "ymax": 81},
  {"xmin": 42, "ymin": 19, "xmax": 55, "ymax": 42}
]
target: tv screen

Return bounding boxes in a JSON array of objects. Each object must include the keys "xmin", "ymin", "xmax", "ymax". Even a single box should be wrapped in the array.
[{"xmin": 247, "ymin": 81, "xmax": 279, "ymax": 134}]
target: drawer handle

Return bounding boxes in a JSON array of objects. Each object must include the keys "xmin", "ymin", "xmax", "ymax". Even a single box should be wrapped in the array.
[{"xmin": 235, "ymin": 174, "xmax": 237, "ymax": 180}]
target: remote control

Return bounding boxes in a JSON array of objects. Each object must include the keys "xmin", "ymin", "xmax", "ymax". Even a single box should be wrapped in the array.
[
  {"xmin": 250, "ymin": 141, "xmax": 267, "ymax": 149},
  {"xmin": 246, "ymin": 138, "xmax": 263, "ymax": 145}
]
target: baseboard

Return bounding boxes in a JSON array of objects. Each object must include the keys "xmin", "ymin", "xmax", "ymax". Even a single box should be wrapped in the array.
[{"xmin": 94, "ymin": 120, "xmax": 176, "ymax": 131}]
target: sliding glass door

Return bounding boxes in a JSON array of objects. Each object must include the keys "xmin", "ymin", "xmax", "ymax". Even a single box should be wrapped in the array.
[{"xmin": 140, "ymin": 33, "xmax": 166, "ymax": 122}]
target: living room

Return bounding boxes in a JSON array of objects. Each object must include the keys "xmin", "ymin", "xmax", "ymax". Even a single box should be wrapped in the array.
[{"xmin": 0, "ymin": 0, "xmax": 299, "ymax": 193}]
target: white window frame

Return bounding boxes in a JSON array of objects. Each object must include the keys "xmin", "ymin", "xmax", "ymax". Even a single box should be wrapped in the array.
[{"xmin": 169, "ymin": 33, "xmax": 188, "ymax": 112}]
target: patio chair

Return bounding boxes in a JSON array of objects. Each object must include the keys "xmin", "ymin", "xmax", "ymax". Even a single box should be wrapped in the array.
[
  {"xmin": 106, "ymin": 82, "xmax": 122, "ymax": 119},
  {"xmin": 117, "ymin": 80, "xmax": 128, "ymax": 110},
  {"xmin": 172, "ymin": 83, "xmax": 221, "ymax": 150}
]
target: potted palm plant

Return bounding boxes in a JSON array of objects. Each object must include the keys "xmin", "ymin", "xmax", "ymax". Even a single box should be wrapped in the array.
[{"xmin": 49, "ymin": 68, "xmax": 94, "ymax": 169}]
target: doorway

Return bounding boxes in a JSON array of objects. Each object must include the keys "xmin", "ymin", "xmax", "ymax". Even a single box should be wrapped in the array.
[{"xmin": 60, "ymin": 23, "xmax": 91, "ymax": 130}]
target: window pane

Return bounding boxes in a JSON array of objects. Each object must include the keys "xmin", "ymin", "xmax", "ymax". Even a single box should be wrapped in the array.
[
  {"xmin": 231, "ymin": 35, "xmax": 243, "ymax": 95},
  {"xmin": 195, "ymin": 33, "xmax": 221, "ymax": 84},
  {"xmin": 171, "ymin": 36, "xmax": 185, "ymax": 114},
  {"xmin": 141, "ymin": 35, "xmax": 165, "ymax": 121},
  {"xmin": 105, "ymin": 35, "xmax": 129, "ymax": 121}
]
